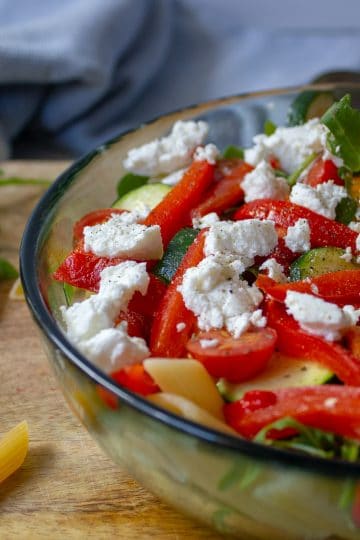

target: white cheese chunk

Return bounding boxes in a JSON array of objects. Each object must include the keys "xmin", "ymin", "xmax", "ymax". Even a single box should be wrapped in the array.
[
  {"xmin": 192, "ymin": 212, "xmax": 219, "ymax": 230},
  {"xmin": 98, "ymin": 261, "xmax": 149, "ymax": 305},
  {"xmin": 340, "ymin": 247, "xmax": 353, "ymax": 263},
  {"xmin": 161, "ymin": 168, "xmax": 186, "ymax": 186},
  {"xmin": 83, "ymin": 214, "xmax": 163, "ymax": 260},
  {"xmin": 199, "ymin": 338, "xmax": 219, "ymax": 348},
  {"xmin": 259, "ymin": 258, "xmax": 287, "ymax": 283},
  {"xmin": 244, "ymin": 119, "xmax": 328, "ymax": 174},
  {"xmin": 123, "ymin": 120, "xmax": 208, "ymax": 176},
  {"xmin": 357, "ymin": 234, "xmax": 360, "ymax": 252},
  {"xmin": 193, "ymin": 143, "xmax": 220, "ymax": 164},
  {"xmin": 284, "ymin": 218, "xmax": 311, "ymax": 253},
  {"xmin": 112, "ymin": 207, "xmax": 150, "ymax": 224},
  {"xmin": 241, "ymin": 160, "xmax": 290, "ymax": 203},
  {"xmin": 178, "ymin": 255, "xmax": 264, "ymax": 338},
  {"xmin": 176, "ymin": 322, "xmax": 186, "ymax": 332},
  {"xmin": 285, "ymin": 290, "xmax": 360, "ymax": 341},
  {"xmin": 348, "ymin": 221, "xmax": 360, "ymax": 233},
  {"xmin": 290, "ymin": 180, "xmax": 347, "ymax": 220},
  {"xmin": 79, "ymin": 324, "xmax": 149, "ymax": 373}
]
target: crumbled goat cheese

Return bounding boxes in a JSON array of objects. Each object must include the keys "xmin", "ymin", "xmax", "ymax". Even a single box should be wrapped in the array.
[
  {"xmin": 340, "ymin": 247, "xmax": 353, "ymax": 263},
  {"xmin": 113, "ymin": 207, "xmax": 150, "ymax": 224},
  {"xmin": 310, "ymin": 283, "xmax": 319, "ymax": 294},
  {"xmin": 241, "ymin": 160, "xmax": 290, "ymax": 203},
  {"xmin": 199, "ymin": 338, "xmax": 219, "ymax": 348},
  {"xmin": 285, "ymin": 291, "xmax": 360, "ymax": 341},
  {"xmin": 123, "ymin": 120, "xmax": 208, "ymax": 176},
  {"xmin": 98, "ymin": 262, "xmax": 150, "ymax": 304},
  {"xmin": 357, "ymin": 234, "xmax": 360, "ymax": 252},
  {"xmin": 176, "ymin": 322, "xmax": 186, "ymax": 332},
  {"xmin": 192, "ymin": 212, "xmax": 219, "ymax": 229},
  {"xmin": 83, "ymin": 214, "xmax": 163, "ymax": 260},
  {"xmin": 178, "ymin": 255, "xmax": 264, "ymax": 338},
  {"xmin": 193, "ymin": 143, "xmax": 220, "ymax": 164},
  {"xmin": 79, "ymin": 323, "xmax": 149, "ymax": 373},
  {"xmin": 348, "ymin": 221, "xmax": 360, "ymax": 233},
  {"xmin": 323, "ymin": 397, "xmax": 338, "ymax": 408},
  {"xmin": 259, "ymin": 258, "xmax": 287, "ymax": 283},
  {"xmin": 204, "ymin": 219, "xmax": 278, "ymax": 264},
  {"xmin": 244, "ymin": 119, "xmax": 328, "ymax": 174},
  {"xmin": 284, "ymin": 218, "xmax": 311, "ymax": 253},
  {"xmin": 290, "ymin": 181, "xmax": 347, "ymax": 220},
  {"xmin": 161, "ymin": 168, "xmax": 186, "ymax": 186}
]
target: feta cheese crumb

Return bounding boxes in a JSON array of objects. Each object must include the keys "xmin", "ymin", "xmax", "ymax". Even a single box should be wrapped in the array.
[
  {"xmin": 340, "ymin": 247, "xmax": 353, "ymax": 263},
  {"xmin": 244, "ymin": 119, "xmax": 328, "ymax": 174},
  {"xmin": 176, "ymin": 322, "xmax": 186, "ymax": 332},
  {"xmin": 285, "ymin": 290, "xmax": 360, "ymax": 341},
  {"xmin": 98, "ymin": 261, "xmax": 150, "ymax": 305},
  {"xmin": 324, "ymin": 397, "xmax": 338, "ymax": 409},
  {"xmin": 284, "ymin": 218, "xmax": 311, "ymax": 253},
  {"xmin": 192, "ymin": 212, "xmax": 219, "ymax": 229},
  {"xmin": 348, "ymin": 221, "xmax": 360, "ymax": 233},
  {"xmin": 83, "ymin": 214, "xmax": 163, "ymax": 260},
  {"xmin": 241, "ymin": 160, "xmax": 290, "ymax": 203},
  {"xmin": 259, "ymin": 258, "xmax": 287, "ymax": 283},
  {"xmin": 178, "ymin": 255, "xmax": 264, "ymax": 338},
  {"xmin": 199, "ymin": 338, "xmax": 219, "ymax": 348},
  {"xmin": 310, "ymin": 283, "xmax": 319, "ymax": 294},
  {"xmin": 290, "ymin": 181, "xmax": 347, "ymax": 220},
  {"xmin": 193, "ymin": 143, "xmax": 220, "ymax": 164},
  {"xmin": 123, "ymin": 120, "xmax": 208, "ymax": 176},
  {"xmin": 161, "ymin": 168, "xmax": 186, "ymax": 186},
  {"xmin": 357, "ymin": 234, "xmax": 360, "ymax": 252}
]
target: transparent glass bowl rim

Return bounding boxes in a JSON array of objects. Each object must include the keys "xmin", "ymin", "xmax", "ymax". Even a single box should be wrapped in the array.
[{"xmin": 20, "ymin": 83, "xmax": 360, "ymax": 477}]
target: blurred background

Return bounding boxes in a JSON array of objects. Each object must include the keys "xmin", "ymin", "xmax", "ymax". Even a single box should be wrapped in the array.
[{"xmin": 1, "ymin": 0, "xmax": 360, "ymax": 160}]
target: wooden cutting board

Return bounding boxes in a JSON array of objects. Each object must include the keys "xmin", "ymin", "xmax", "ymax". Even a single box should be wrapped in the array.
[{"xmin": 0, "ymin": 161, "xmax": 219, "ymax": 540}]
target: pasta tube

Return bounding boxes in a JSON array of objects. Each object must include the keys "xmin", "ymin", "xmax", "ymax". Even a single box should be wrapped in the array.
[{"xmin": 0, "ymin": 421, "xmax": 29, "ymax": 483}]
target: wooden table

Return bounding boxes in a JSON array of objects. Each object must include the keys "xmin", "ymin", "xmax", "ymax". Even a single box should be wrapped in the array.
[{"xmin": 0, "ymin": 161, "xmax": 219, "ymax": 539}]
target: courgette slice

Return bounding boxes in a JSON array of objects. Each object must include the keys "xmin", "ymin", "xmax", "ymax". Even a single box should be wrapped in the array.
[
  {"xmin": 153, "ymin": 228, "xmax": 199, "ymax": 283},
  {"xmin": 287, "ymin": 91, "xmax": 335, "ymax": 126},
  {"xmin": 289, "ymin": 246, "xmax": 359, "ymax": 281},
  {"xmin": 217, "ymin": 353, "xmax": 333, "ymax": 402},
  {"xmin": 112, "ymin": 183, "xmax": 171, "ymax": 211},
  {"xmin": 116, "ymin": 172, "xmax": 149, "ymax": 199}
]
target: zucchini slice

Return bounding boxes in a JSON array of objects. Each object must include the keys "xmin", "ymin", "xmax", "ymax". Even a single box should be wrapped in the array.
[
  {"xmin": 153, "ymin": 228, "xmax": 199, "ymax": 283},
  {"xmin": 287, "ymin": 91, "xmax": 335, "ymax": 126},
  {"xmin": 289, "ymin": 247, "xmax": 359, "ymax": 281},
  {"xmin": 112, "ymin": 183, "xmax": 171, "ymax": 212},
  {"xmin": 217, "ymin": 353, "xmax": 333, "ymax": 402}
]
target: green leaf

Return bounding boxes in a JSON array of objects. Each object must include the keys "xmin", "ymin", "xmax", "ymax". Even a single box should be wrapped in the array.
[
  {"xmin": 153, "ymin": 228, "xmax": 199, "ymax": 284},
  {"xmin": 63, "ymin": 282, "xmax": 77, "ymax": 307},
  {"xmin": 335, "ymin": 196, "xmax": 358, "ymax": 225},
  {"xmin": 321, "ymin": 94, "xmax": 360, "ymax": 172},
  {"xmin": 264, "ymin": 119, "xmax": 277, "ymax": 136},
  {"xmin": 287, "ymin": 152, "xmax": 318, "ymax": 187},
  {"xmin": 116, "ymin": 173, "xmax": 149, "ymax": 198},
  {"xmin": 0, "ymin": 258, "xmax": 19, "ymax": 280},
  {"xmin": 222, "ymin": 145, "xmax": 244, "ymax": 159}
]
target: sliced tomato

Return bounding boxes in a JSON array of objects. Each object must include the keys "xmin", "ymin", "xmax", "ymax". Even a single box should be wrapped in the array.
[
  {"xmin": 150, "ymin": 230, "xmax": 207, "ymax": 357},
  {"xmin": 191, "ymin": 159, "xmax": 252, "ymax": 217},
  {"xmin": 111, "ymin": 364, "xmax": 159, "ymax": 396},
  {"xmin": 256, "ymin": 269, "xmax": 360, "ymax": 307},
  {"xmin": 115, "ymin": 309, "xmax": 148, "ymax": 339},
  {"xmin": 73, "ymin": 208, "xmax": 125, "ymax": 243},
  {"xmin": 186, "ymin": 328, "xmax": 277, "ymax": 383},
  {"xmin": 224, "ymin": 386, "xmax": 360, "ymax": 440},
  {"xmin": 266, "ymin": 300, "xmax": 360, "ymax": 386},
  {"xmin": 144, "ymin": 161, "xmax": 214, "ymax": 247},
  {"xmin": 53, "ymin": 250, "xmax": 125, "ymax": 292},
  {"xmin": 234, "ymin": 199, "xmax": 358, "ymax": 251},
  {"xmin": 304, "ymin": 157, "xmax": 343, "ymax": 187}
]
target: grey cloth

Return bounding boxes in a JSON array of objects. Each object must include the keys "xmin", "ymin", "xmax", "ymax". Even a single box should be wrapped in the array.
[{"xmin": 1, "ymin": 0, "xmax": 360, "ymax": 158}]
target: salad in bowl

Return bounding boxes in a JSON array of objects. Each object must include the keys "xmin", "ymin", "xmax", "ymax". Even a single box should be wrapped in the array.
[{"xmin": 21, "ymin": 86, "xmax": 360, "ymax": 539}]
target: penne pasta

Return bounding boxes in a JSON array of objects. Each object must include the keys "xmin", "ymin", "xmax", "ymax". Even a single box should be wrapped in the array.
[{"xmin": 0, "ymin": 421, "xmax": 29, "ymax": 483}]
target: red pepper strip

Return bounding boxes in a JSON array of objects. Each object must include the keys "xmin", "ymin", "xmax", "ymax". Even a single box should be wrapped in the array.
[
  {"xmin": 224, "ymin": 386, "xmax": 360, "ymax": 440},
  {"xmin": 191, "ymin": 160, "xmax": 252, "ymax": 218},
  {"xmin": 256, "ymin": 270, "xmax": 360, "ymax": 306},
  {"xmin": 266, "ymin": 300, "xmax": 360, "ymax": 386},
  {"xmin": 115, "ymin": 309, "xmax": 148, "ymax": 339},
  {"xmin": 73, "ymin": 208, "xmax": 126, "ymax": 243},
  {"xmin": 144, "ymin": 161, "xmax": 215, "ymax": 247},
  {"xmin": 150, "ymin": 230, "xmax": 207, "ymax": 357},
  {"xmin": 53, "ymin": 250, "xmax": 126, "ymax": 292},
  {"xmin": 111, "ymin": 364, "xmax": 160, "ymax": 396},
  {"xmin": 304, "ymin": 157, "xmax": 343, "ymax": 187},
  {"xmin": 234, "ymin": 199, "xmax": 358, "ymax": 251}
]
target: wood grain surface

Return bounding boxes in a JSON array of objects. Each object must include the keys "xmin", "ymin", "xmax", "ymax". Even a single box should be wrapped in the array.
[{"xmin": 0, "ymin": 161, "xmax": 220, "ymax": 540}]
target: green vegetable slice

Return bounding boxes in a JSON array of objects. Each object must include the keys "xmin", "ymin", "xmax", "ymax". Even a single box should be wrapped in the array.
[
  {"xmin": 289, "ymin": 247, "xmax": 359, "ymax": 281},
  {"xmin": 288, "ymin": 90, "xmax": 335, "ymax": 126},
  {"xmin": 321, "ymin": 94, "xmax": 360, "ymax": 172},
  {"xmin": 116, "ymin": 172, "xmax": 149, "ymax": 199},
  {"xmin": 112, "ymin": 183, "xmax": 170, "ymax": 211},
  {"xmin": 153, "ymin": 228, "xmax": 199, "ymax": 283},
  {"xmin": 222, "ymin": 145, "xmax": 244, "ymax": 159},
  {"xmin": 0, "ymin": 258, "xmax": 18, "ymax": 280},
  {"xmin": 335, "ymin": 196, "xmax": 358, "ymax": 224}
]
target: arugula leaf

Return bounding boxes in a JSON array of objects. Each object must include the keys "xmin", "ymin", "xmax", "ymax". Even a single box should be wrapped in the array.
[
  {"xmin": 222, "ymin": 145, "xmax": 244, "ymax": 159},
  {"xmin": 321, "ymin": 94, "xmax": 360, "ymax": 172},
  {"xmin": 264, "ymin": 119, "xmax": 277, "ymax": 136},
  {"xmin": 0, "ymin": 258, "xmax": 18, "ymax": 280},
  {"xmin": 116, "ymin": 172, "xmax": 149, "ymax": 199}
]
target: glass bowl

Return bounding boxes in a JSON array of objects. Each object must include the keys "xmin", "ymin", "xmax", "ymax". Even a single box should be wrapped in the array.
[{"xmin": 20, "ymin": 84, "xmax": 360, "ymax": 540}]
